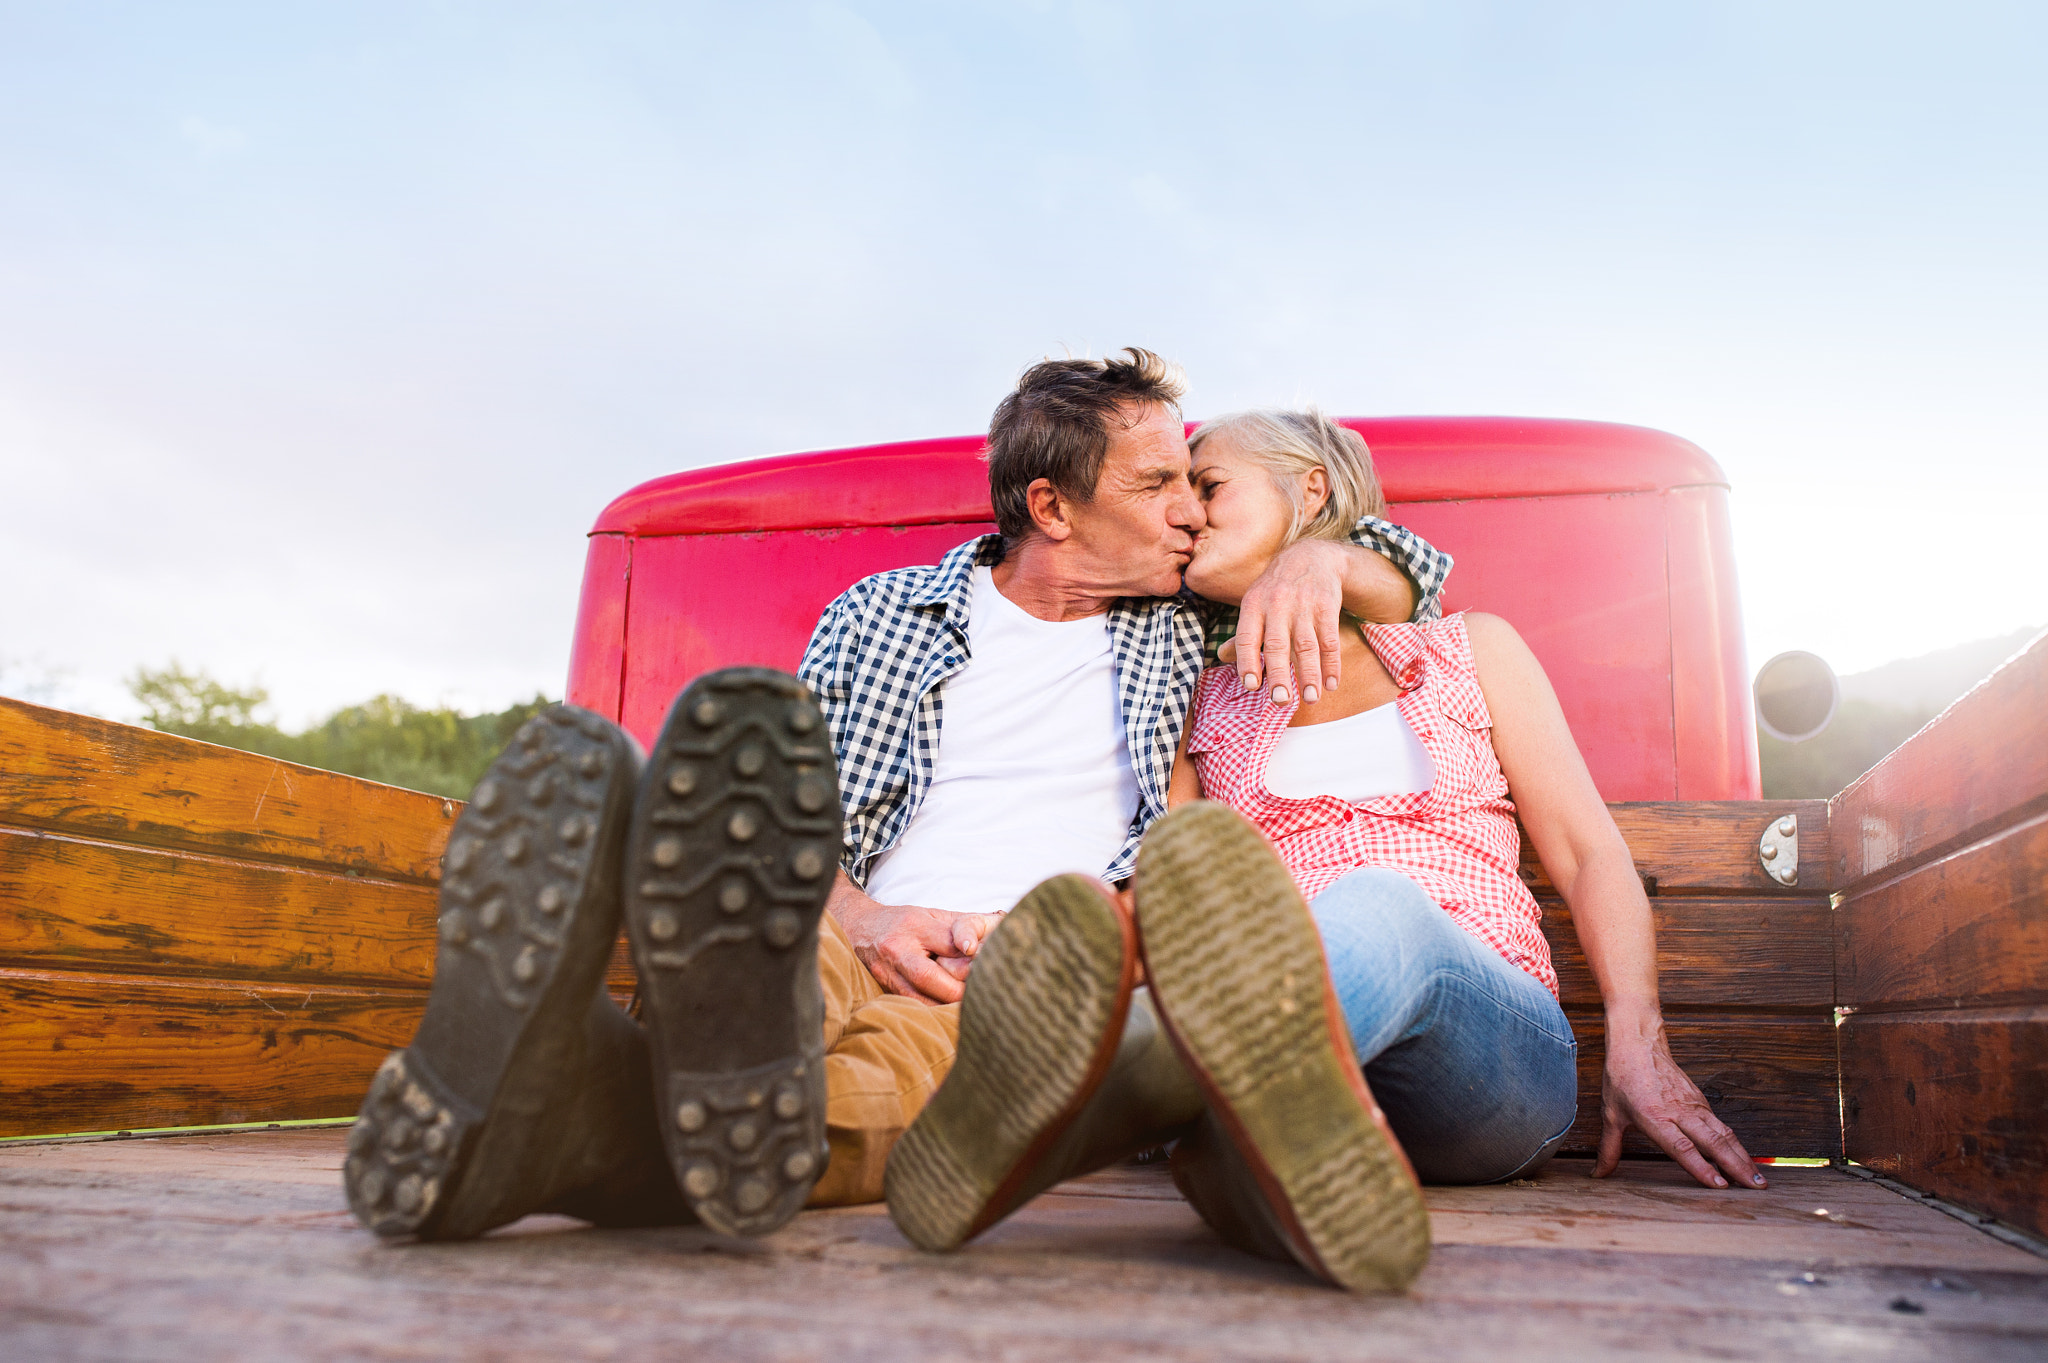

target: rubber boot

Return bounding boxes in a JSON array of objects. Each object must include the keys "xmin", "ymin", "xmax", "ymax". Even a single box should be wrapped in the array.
[
  {"xmin": 884, "ymin": 875, "xmax": 1204, "ymax": 1252},
  {"xmin": 1135, "ymin": 801, "xmax": 1432, "ymax": 1293},
  {"xmin": 346, "ymin": 705, "xmax": 690, "ymax": 1240},
  {"xmin": 623, "ymin": 668, "xmax": 840, "ymax": 1238}
]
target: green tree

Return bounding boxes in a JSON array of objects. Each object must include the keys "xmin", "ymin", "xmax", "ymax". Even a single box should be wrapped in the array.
[
  {"xmin": 1758, "ymin": 699, "xmax": 1937, "ymax": 799},
  {"xmin": 129, "ymin": 664, "xmax": 554, "ymax": 799}
]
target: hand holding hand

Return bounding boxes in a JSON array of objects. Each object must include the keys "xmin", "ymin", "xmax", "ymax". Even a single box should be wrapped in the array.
[
  {"xmin": 830, "ymin": 875, "xmax": 1000, "ymax": 1005},
  {"xmin": 1597, "ymin": 1008, "xmax": 1766, "ymax": 1190}
]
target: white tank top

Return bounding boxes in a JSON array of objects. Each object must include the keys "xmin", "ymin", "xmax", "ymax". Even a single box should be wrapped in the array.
[
  {"xmin": 1263, "ymin": 700, "xmax": 1435, "ymax": 803},
  {"xmin": 862, "ymin": 566, "xmax": 1141, "ymax": 917}
]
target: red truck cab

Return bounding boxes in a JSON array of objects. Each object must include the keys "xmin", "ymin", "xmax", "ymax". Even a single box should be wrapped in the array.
[{"xmin": 566, "ymin": 416, "xmax": 1760, "ymax": 802}]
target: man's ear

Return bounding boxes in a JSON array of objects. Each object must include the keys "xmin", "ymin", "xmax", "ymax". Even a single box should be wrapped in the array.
[
  {"xmin": 1025, "ymin": 478, "xmax": 1073, "ymax": 542},
  {"xmin": 1300, "ymin": 466, "xmax": 1332, "ymax": 523}
]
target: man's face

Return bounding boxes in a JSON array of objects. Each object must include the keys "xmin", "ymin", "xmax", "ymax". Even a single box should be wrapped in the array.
[{"xmin": 1060, "ymin": 401, "xmax": 1207, "ymax": 598}]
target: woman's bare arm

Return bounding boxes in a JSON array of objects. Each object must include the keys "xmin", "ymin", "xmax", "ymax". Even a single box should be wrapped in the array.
[
  {"xmin": 1167, "ymin": 696, "xmax": 1202, "ymax": 808},
  {"xmin": 1464, "ymin": 612, "xmax": 1765, "ymax": 1191}
]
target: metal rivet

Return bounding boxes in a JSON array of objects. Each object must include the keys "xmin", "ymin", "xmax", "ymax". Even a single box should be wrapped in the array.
[
  {"xmin": 691, "ymin": 698, "xmax": 722, "ymax": 728},
  {"xmin": 791, "ymin": 846, "xmax": 827, "ymax": 880},
  {"xmin": 734, "ymin": 1179, "xmax": 771, "ymax": 1214},
  {"xmin": 728, "ymin": 1120, "xmax": 758, "ymax": 1150},
  {"xmin": 652, "ymin": 836, "xmax": 684, "ymax": 869},
  {"xmin": 1778, "ymin": 816, "xmax": 1796, "ymax": 836},
  {"xmin": 774, "ymin": 1088, "xmax": 803, "ymax": 1120},
  {"xmin": 727, "ymin": 809, "xmax": 759, "ymax": 842},
  {"xmin": 683, "ymin": 1163, "xmax": 719, "ymax": 1199},
  {"xmin": 782, "ymin": 1149, "xmax": 816, "ymax": 1182},
  {"xmin": 667, "ymin": 765, "xmax": 697, "ymax": 797},
  {"xmin": 675, "ymin": 1100, "xmax": 707, "ymax": 1133}
]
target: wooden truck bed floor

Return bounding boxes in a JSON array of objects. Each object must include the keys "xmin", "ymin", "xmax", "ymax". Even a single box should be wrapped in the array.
[{"xmin": 3, "ymin": 1130, "xmax": 2043, "ymax": 1361}]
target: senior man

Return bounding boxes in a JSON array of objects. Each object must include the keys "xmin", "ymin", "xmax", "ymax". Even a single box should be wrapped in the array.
[{"xmin": 344, "ymin": 347, "xmax": 1446, "ymax": 1250}]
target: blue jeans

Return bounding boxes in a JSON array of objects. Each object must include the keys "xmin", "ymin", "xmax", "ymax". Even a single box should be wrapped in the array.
[{"xmin": 1310, "ymin": 868, "xmax": 1578, "ymax": 1184}]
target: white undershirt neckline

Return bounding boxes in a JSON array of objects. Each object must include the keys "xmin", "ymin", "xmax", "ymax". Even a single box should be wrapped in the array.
[{"xmin": 1262, "ymin": 699, "xmax": 1435, "ymax": 803}]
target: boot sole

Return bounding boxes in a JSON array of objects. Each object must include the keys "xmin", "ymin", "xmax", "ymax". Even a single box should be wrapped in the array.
[
  {"xmin": 624, "ymin": 668, "xmax": 839, "ymax": 1237},
  {"xmin": 345, "ymin": 705, "xmax": 639, "ymax": 1239},
  {"xmin": 1135, "ymin": 802, "xmax": 1431, "ymax": 1292},
  {"xmin": 884, "ymin": 874, "xmax": 1135, "ymax": 1251}
]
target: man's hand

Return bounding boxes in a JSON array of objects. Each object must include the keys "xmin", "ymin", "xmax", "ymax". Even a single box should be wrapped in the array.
[
  {"xmin": 1231, "ymin": 539, "xmax": 1350, "ymax": 706},
  {"xmin": 828, "ymin": 871, "xmax": 1000, "ymax": 1005},
  {"xmin": 1596, "ymin": 1008, "xmax": 1767, "ymax": 1190},
  {"xmin": 1228, "ymin": 537, "xmax": 1416, "ymax": 704}
]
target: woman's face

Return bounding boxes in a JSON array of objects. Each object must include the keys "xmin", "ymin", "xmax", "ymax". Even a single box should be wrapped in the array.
[{"xmin": 1184, "ymin": 432, "xmax": 1299, "ymax": 605}]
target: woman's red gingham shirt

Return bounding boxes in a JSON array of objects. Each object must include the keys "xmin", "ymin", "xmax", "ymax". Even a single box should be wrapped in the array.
[{"xmin": 1187, "ymin": 611, "xmax": 1558, "ymax": 998}]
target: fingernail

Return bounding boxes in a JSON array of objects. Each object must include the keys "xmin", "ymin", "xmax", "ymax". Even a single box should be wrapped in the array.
[
  {"xmin": 1714, "ymin": 1176, "xmax": 1728, "ymax": 1188},
  {"xmin": 1302, "ymin": 686, "xmax": 1319, "ymax": 704},
  {"xmin": 1271, "ymin": 686, "xmax": 1289, "ymax": 704},
  {"xmin": 1242, "ymin": 673, "xmax": 1258, "ymax": 691},
  {"xmin": 1326, "ymin": 676, "xmax": 1338, "ymax": 690},
  {"xmin": 1753, "ymin": 1174, "xmax": 1767, "ymax": 1187}
]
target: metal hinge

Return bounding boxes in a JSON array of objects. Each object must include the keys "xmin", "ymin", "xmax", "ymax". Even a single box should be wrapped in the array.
[{"xmin": 1758, "ymin": 813, "xmax": 1799, "ymax": 886}]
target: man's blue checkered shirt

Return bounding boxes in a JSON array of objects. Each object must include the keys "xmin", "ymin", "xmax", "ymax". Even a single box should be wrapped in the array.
[{"xmin": 797, "ymin": 520, "xmax": 1451, "ymax": 890}]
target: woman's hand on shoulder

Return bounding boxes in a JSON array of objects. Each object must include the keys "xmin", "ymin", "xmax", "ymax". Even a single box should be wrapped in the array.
[{"xmin": 1599, "ymin": 1004, "xmax": 1767, "ymax": 1190}]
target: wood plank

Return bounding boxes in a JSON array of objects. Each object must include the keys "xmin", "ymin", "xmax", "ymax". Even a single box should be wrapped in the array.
[
  {"xmin": 4, "ymin": 1135, "xmax": 2042, "ymax": 1363},
  {"xmin": 1541, "ymin": 896, "xmax": 1834, "ymax": 1010},
  {"xmin": 1838, "ymin": 810, "xmax": 2048, "ymax": 1011},
  {"xmin": 1831, "ymin": 631, "xmax": 2048, "ymax": 892},
  {"xmin": 0, "ymin": 697, "xmax": 458, "ymax": 882},
  {"xmin": 0, "ymin": 967, "xmax": 421, "ymax": 1138},
  {"xmin": 1842, "ymin": 1004, "xmax": 2048, "ymax": 1240},
  {"xmin": 1561, "ymin": 1012, "xmax": 1839, "ymax": 1158},
  {"xmin": 1519, "ymin": 800, "xmax": 1830, "ymax": 896},
  {"xmin": 0, "ymin": 827, "xmax": 440, "ymax": 989}
]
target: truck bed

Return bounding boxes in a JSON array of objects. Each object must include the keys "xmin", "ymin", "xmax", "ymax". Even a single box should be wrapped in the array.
[{"xmin": 4, "ymin": 1129, "xmax": 2043, "ymax": 1361}]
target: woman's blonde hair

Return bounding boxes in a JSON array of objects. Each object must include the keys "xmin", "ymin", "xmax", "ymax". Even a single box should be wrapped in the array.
[{"xmin": 1188, "ymin": 407, "xmax": 1385, "ymax": 544}]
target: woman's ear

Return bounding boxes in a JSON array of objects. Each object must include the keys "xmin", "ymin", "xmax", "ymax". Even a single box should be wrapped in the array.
[
  {"xmin": 1300, "ymin": 466, "xmax": 1332, "ymax": 523},
  {"xmin": 1025, "ymin": 477, "xmax": 1073, "ymax": 541}
]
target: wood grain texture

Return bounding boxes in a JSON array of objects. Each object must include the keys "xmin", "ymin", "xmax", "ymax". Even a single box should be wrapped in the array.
[
  {"xmin": 1830, "ymin": 631, "xmax": 2048, "ymax": 893},
  {"xmin": 1541, "ymin": 896, "xmax": 1834, "ymax": 1011},
  {"xmin": 1842, "ymin": 1005, "xmax": 2048, "ymax": 1239},
  {"xmin": 1520, "ymin": 800, "xmax": 1830, "ymax": 896},
  {"xmin": 6, "ymin": 1135, "xmax": 2039, "ymax": 1363},
  {"xmin": 0, "ymin": 968, "xmax": 423, "ymax": 1138},
  {"xmin": 0, "ymin": 698, "xmax": 458, "ymax": 881},
  {"xmin": 1560, "ymin": 1013, "xmax": 1840, "ymax": 1159},
  {"xmin": 0, "ymin": 827, "xmax": 440, "ymax": 989},
  {"xmin": 1838, "ymin": 811, "xmax": 2048, "ymax": 1012}
]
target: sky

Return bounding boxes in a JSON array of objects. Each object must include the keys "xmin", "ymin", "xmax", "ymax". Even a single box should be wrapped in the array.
[{"xmin": 2, "ymin": 1, "xmax": 2043, "ymax": 726}]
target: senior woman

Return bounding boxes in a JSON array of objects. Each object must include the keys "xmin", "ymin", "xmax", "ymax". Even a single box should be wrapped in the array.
[{"xmin": 1164, "ymin": 409, "xmax": 1764, "ymax": 1205}]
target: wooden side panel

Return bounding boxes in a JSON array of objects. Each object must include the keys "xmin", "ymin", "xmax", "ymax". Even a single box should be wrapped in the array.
[
  {"xmin": 1838, "ymin": 811, "xmax": 2048, "ymax": 1010},
  {"xmin": 1520, "ymin": 800, "xmax": 1829, "ymax": 896},
  {"xmin": 0, "ymin": 698, "xmax": 458, "ymax": 880},
  {"xmin": 1834, "ymin": 633, "xmax": 2048, "ymax": 1237},
  {"xmin": 1560, "ymin": 1013, "xmax": 1840, "ymax": 1158},
  {"xmin": 0, "ymin": 828, "xmax": 439, "ymax": 989},
  {"xmin": 1841, "ymin": 1007, "xmax": 2048, "ymax": 1235},
  {"xmin": 1831, "ymin": 630, "xmax": 2048, "ymax": 891},
  {"xmin": 0, "ymin": 968, "xmax": 425, "ymax": 1137},
  {"xmin": 1541, "ymin": 897, "xmax": 1833, "ymax": 1010}
]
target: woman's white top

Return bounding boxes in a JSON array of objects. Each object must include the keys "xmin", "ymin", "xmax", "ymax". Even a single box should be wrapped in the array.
[{"xmin": 1262, "ymin": 700, "xmax": 1436, "ymax": 802}]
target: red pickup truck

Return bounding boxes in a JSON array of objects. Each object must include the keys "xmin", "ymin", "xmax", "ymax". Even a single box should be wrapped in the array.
[{"xmin": 2, "ymin": 416, "xmax": 2042, "ymax": 1359}]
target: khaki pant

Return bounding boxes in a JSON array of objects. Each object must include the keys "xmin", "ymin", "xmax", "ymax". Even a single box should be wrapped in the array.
[{"xmin": 806, "ymin": 912, "xmax": 960, "ymax": 1206}]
